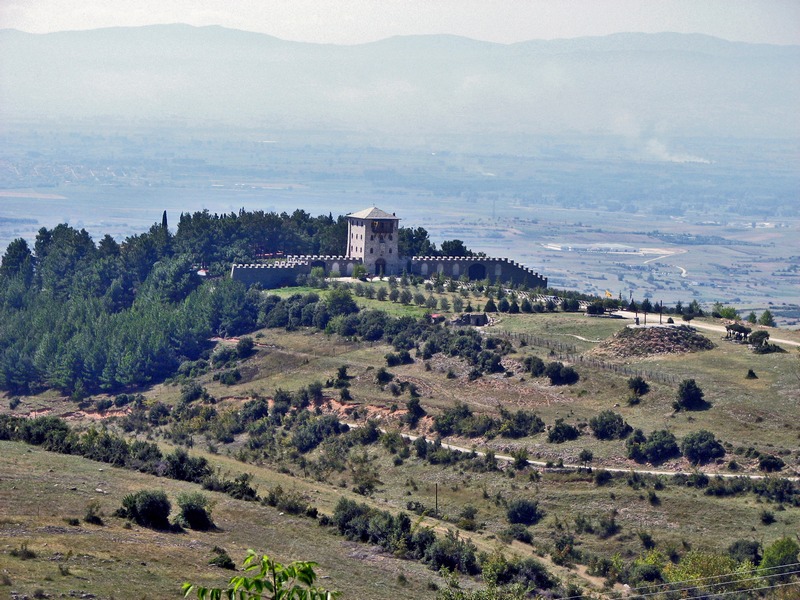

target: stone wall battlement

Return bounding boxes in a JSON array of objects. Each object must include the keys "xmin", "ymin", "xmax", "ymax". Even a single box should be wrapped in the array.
[{"xmin": 230, "ymin": 206, "xmax": 546, "ymax": 289}]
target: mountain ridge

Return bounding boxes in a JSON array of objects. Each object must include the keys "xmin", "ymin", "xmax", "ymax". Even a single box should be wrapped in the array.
[{"xmin": 1, "ymin": 24, "xmax": 797, "ymax": 139}]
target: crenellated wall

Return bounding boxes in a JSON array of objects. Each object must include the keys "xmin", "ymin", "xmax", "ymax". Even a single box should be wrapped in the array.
[
  {"xmin": 230, "ymin": 207, "xmax": 545, "ymax": 289},
  {"xmin": 408, "ymin": 256, "xmax": 547, "ymax": 288},
  {"xmin": 232, "ymin": 253, "xmax": 546, "ymax": 289},
  {"xmin": 231, "ymin": 255, "xmax": 363, "ymax": 287}
]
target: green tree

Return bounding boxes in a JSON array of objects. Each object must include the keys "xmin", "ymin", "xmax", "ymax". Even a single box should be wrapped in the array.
[
  {"xmin": 746, "ymin": 311, "xmax": 757, "ymax": 324},
  {"xmin": 758, "ymin": 537, "xmax": 799, "ymax": 582},
  {"xmin": 749, "ymin": 330, "xmax": 770, "ymax": 348},
  {"xmin": 117, "ymin": 490, "xmax": 171, "ymax": 529},
  {"xmin": 589, "ymin": 411, "xmax": 631, "ymax": 440},
  {"xmin": 175, "ymin": 492, "xmax": 215, "ymax": 530},
  {"xmin": 675, "ymin": 379, "xmax": 706, "ymax": 411},
  {"xmin": 758, "ymin": 309, "xmax": 776, "ymax": 327},
  {"xmin": 506, "ymin": 499, "xmax": 544, "ymax": 525},
  {"xmin": 0, "ymin": 238, "xmax": 34, "ymax": 282},
  {"xmin": 398, "ymin": 226, "xmax": 436, "ymax": 257},
  {"xmin": 681, "ymin": 430, "xmax": 725, "ymax": 465},
  {"xmin": 664, "ymin": 551, "xmax": 748, "ymax": 592},
  {"xmin": 627, "ymin": 376, "xmax": 650, "ymax": 396},
  {"xmin": 352, "ymin": 264, "xmax": 367, "ymax": 279},
  {"xmin": 183, "ymin": 550, "xmax": 340, "ymax": 599},
  {"xmin": 326, "ymin": 288, "xmax": 358, "ymax": 317},
  {"xmin": 439, "ymin": 239, "xmax": 471, "ymax": 257}
]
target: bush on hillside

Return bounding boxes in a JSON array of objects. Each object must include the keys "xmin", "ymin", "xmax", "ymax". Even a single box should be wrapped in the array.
[
  {"xmin": 589, "ymin": 411, "xmax": 632, "ymax": 440},
  {"xmin": 681, "ymin": 430, "xmax": 725, "ymax": 465},
  {"xmin": 116, "ymin": 490, "xmax": 171, "ymax": 529},
  {"xmin": 176, "ymin": 492, "xmax": 215, "ymax": 530},
  {"xmin": 506, "ymin": 499, "xmax": 544, "ymax": 525}
]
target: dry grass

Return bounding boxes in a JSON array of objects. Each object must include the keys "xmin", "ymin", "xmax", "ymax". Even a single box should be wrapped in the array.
[{"xmin": 0, "ymin": 441, "xmax": 441, "ymax": 600}]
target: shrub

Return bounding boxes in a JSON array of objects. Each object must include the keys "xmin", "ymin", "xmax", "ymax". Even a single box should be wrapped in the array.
[
  {"xmin": 117, "ymin": 490, "xmax": 171, "ymax": 529},
  {"xmin": 545, "ymin": 362, "xmax": 579, "ymax": 385},
  {"xmin": 423, "ymin": 530, "xmax": 480, "ymax": 575},
  {"xmin": 626, "ymin": 429, "xmax": 680, "ymax": 465},
  {"xmin": 594, "ymin": 470, "xmax": 613, "ymax": 486},
  {"xmin": 95, "ymin": 398, "xmax": 113, "ymax": 412},
  {"xmin": 497, "ymin": 408, "xmax": 545, "ymax": 438},
  {"xmin": 759, "ymin": 537, "xmax": 800, "ymax": 581},
  {"xmin": 219, "ymin": 369, "xmax": 241, "ymax": 385},
  {"xmin": 749, "ymin": 330, "xmax": 770, "ymax": 348},
  {"xmin": 84, "ymin": 500, "xmax": 104, "ymax": 526},
  {"xmin": 506, "ymin": 499, "xmax": 544, "ymax": 525},
  {"xmin": 745, "ymin": 369, "xmax": 758, "ymax": 379},
  {"xmin": 589, "ymin": 410, "xmax": 632, "ymax": 440},
  {"xmin": 548, "ymin": 419, "xmax": 579, "ymax": 443},
  {"xmin": 208, "ymin": 547, "xmax": 236, "ymax": 570},
  {"xmin": 385, "ymin": 350, "xmax": 413, "ymax": 367},
  {"xmin": 500, "ymin": 523, "xmax": 533, "ymax": 544},
  {"xmin": 728, "ymin": 539, "xmax": 761, "ymax": 565},
  {"xmin": 523, "ymin": 356, "xmax": 546, "ymax": 377},
  {"xmin": 10, "ymin": 543, "xmax": 36, "ymax": 560},
  {"xmin": 176, "ymin": 492, "xmax": 214, "ymax": 530},
  {"xmin": 212, "ymin": 346, "xmax": 237, "ymax": 366},
  {"xmin": 759, "ymin": 455, "xmax": 785, "ymax": 472},
  {"xmin": 180, "ymin": 381, "xmax": 206, "ymax": 403},
  {"xmin": 235, "ymin": 336, "xmax": 255, "ymax": 358},
  {"xmin": 375, "ymin": 367, "xmax": 394, "ymax": 385},
  {"xmin": 630, "ymin": 563, "xmax": 663, "ymax": 584},
  {"xmin": 681, "ymin": 430, "xmax": 725, "ymax": 465},
  {"xmin": 638, "ymin": 531, "xmax": 656, "ymax": 550},
  {"xmin": 403, "ymin": 397, "xmax": 426, "ymax": 428},
  {"xmin": 264, "ymin": 485, "xmax": 315, "ymax": 516},
  {"xmin": 627, "ymin": 376, "xmax": 650, "ymax": 396},
  {"xmin": 674, "ymin": 379, "xmax": 707, "ymax": 411},
  {"xmin": 753, "ymin": 342, "xmax": 784, "ymax": 355}
]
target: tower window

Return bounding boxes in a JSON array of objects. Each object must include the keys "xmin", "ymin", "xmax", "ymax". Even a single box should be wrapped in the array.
[{"xmin": 370, "ymin": 248, "xmax": 374, "ymax": 254}]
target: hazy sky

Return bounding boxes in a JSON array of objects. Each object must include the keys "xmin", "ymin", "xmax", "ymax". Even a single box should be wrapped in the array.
[{"xmin": 1, "ymin": 0, "xmax": 798, "ymax": 45}]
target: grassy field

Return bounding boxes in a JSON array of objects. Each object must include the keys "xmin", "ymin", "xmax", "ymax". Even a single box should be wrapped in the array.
[
  {"xmin": 2, "ymin": 295, "xmax": 799, "ymax": 598},
  {"xmin": 0, "ymin": 440, "xmax": 443, "ymax": 600}
]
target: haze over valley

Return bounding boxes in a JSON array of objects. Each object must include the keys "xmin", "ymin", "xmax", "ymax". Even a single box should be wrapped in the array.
[
  {"xmin": 2, "ymin": 8, "xmax": 800, "ymax": 599},
  {"xmin": 1, "ymin": 24, "xmax": 798, "ymax": 321}
]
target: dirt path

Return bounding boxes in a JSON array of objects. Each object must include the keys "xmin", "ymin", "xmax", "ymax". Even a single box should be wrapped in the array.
[{"xmin": 344, "ymin": 423, "xmax": 799, "ymax": 482}]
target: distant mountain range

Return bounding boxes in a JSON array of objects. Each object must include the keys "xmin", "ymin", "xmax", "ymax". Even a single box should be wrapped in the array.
[{"xmin": 1, "ymin": 25, "xmax": 798, "ymax": 139}]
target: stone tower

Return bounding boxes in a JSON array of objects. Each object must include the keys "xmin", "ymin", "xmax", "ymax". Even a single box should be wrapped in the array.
[{"xmin": 346, "ymin": 206, "xmax": 401, "ymax": 275}]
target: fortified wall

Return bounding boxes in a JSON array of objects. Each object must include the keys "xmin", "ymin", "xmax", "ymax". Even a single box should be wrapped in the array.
[
  {"xmin": 408, "ymin": 256, "xmax": 546, "ymax": 288},
  {"xmin": 230, "ymin": 206, "xmax": 547, "ymax": 289}
]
